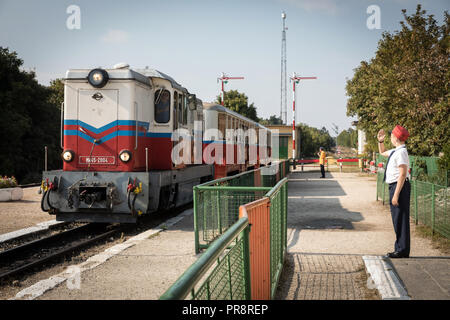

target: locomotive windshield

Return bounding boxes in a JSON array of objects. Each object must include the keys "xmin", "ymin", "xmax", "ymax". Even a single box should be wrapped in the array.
[{"xmin": 154, "ymin": 89, "xmax": 170, "ymax": 123}]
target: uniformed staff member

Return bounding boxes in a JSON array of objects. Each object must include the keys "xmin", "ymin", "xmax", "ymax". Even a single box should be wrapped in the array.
[
  {"xmin": 377, "ymin": 125, "xmax": 411, "ymax": 258},
  {"xmin": 318, "ymin": 147, "xmax": 326, "ymax": 178}
]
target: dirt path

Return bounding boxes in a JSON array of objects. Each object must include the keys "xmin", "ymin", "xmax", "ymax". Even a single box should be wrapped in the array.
[{"xmin": 0, "ymin": 187, "xmax": 54, "ymax": 235}]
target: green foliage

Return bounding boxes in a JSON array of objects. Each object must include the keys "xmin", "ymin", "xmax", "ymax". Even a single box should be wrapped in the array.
[
  {"xmin": 259, "ymin": 115, "xmax": 283, "ymax": 125},
  {"xmin": 48, "ymin": 78, "xmax": 64, "ymax": 109},
  {"xmin": 336, "ymin": 128, "xmax": 358, "ymax": 148},
  {"xmin": 0, "ymin": 47, "xmax": 61, "ymax": 183},
  {"xmin": 437, "ymin": 144, "xmax": 450, "ymax": 186},
  {"xmin": 216, "ymin": 90, "xmax": 258, "ymax": 122},
  {"xmin": 346, "ymin": 5, "xmax": 449, "ymax": 156},
  {"xmin": 297, "ymin": 123, "xmax": 335, "ymax": 158},
  {"xmin": 0, "ymin": 176, "xmax": 18, "ymax": 189}
]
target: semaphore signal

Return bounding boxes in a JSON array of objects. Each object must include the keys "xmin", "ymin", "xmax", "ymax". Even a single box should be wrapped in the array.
[
  {"xmin": 290, "ymin": 72, "xmax": 317, "ymax": 159},
  {"xmin": 217, "ymin": 72, "xmax": 244, "ymax": 106}
]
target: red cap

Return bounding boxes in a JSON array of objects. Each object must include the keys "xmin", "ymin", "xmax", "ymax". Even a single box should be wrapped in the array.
[{"xmin": 392, "ymin": 125, "xmax": 409, "ymax": 141}]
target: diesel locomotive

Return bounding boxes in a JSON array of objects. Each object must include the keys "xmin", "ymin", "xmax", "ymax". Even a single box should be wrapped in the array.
[{"xmin": 41, "ymin": 64, "xmax": 272, "ymax": 223}]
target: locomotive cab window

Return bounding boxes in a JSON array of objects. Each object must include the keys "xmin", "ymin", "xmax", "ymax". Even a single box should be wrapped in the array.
[{"xmin": 154, "ymin": 89, "xmax": 171, "ymax": 124}]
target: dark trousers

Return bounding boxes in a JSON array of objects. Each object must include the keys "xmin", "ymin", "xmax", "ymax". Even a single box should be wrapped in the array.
[
  {"xmin": 388, "ymin": 180, "xmax": 411, "ymax": 255},
  {"xmin": 320, "ymin": 164, "xmax": 325, "ymax": 178}
]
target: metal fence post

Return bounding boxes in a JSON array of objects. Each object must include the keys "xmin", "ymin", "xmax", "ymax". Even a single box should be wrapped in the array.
[
  {"xmin": 414, "ymin": 180, "xmax": 418, "ymax": 225},
  {"xmin": 242, "ymin": 226, "xmax": 251, "ymax": 300},
  {"xmin": 376, "ymin": 173, "xmax": 379, "ymax": 201},
  {"xmin": 193, "ymin": 187, "xmax": 200, "ymax": 254},
  {"xmin": 227, "ymin": 254, "xmax": 233, "ymax": 299},
  {"xmin": 217, "ymin": 189, "xmax": 222, "ymax": 234},
  {"xmin": 44, "ymin": 146, "xmax": 48, "ymax": 172},
  {"xmin": 431, "ymin": 183, "xmax": 435, "ymax": 236}
]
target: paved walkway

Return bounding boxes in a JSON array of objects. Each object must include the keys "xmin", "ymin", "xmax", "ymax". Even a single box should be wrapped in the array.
[
  {"xmin": 390, "ymin": 258, "xmax": 450, "ymax": 299},
  {"xmin": 276, "ymin": 169, "xmax": 449, "ymax": 300}
]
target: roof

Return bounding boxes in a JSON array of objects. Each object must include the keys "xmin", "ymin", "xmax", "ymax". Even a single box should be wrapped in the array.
[
  {"xmin": 202, "ymin": 103, "xmax": 270, "ymax": 131},
  {"xmin": 135, "ymin": 68, "xmax": 186, "ymax": 92},
  {"xmin": 65, "ymin": 67, "xmax": 187, "ymax": 92},
  {"xmin": 65, "ymin": 68, "xmax": 151, "ymax": 86}
]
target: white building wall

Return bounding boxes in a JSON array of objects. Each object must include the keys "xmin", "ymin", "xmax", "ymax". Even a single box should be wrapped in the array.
[{"xmin": 358, "ymin": 129, "xmax": 366, "ymax": 155}]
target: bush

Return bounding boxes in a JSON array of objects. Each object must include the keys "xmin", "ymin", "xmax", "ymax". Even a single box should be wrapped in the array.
[{"xmin": 0, "ymin": 176, "xmax": 18, "ymax": 189}]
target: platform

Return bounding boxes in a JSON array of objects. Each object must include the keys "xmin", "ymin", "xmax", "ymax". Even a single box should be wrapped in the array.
[
  {"xmin": 6, "ymin": 170, "xmax": 449, "ymax": 300},
  {"xmin": 276, "ymin": 169, "xmax": 449, "ymax": 300}
]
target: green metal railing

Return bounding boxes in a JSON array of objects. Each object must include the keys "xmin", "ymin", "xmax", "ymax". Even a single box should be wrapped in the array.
[
  {"xmin": 376, "ymin": 170, "xmax": 449, "ymax": 239},
  {"xmin": 160, "ymin": 217, "xmax": 251, "ymax": 300},
  {"xmin": 161, "ymin": 178, "xmax": 289, "ymax": 300},
  {"xmin": 194, "ymin": 161, "xmax": 290, "ymax": 253},
  {"xmin": 411, "ymin": 180, "xmax": 449, "ymax": 238},
  {"xmin": 376, "ymin": 154, "xmax": 443, "ymax": 183},
  {"xmin": 266, "ymin": 178, "xmax": 288, "ymax": 298}
]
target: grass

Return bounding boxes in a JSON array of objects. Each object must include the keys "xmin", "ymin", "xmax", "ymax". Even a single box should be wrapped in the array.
[{"xmin": 413, "ymin": 224, "xmax": 450, "ymax": 255}]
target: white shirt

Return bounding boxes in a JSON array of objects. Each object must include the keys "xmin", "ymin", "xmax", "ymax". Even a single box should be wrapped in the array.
[{"xmin": 385, "ymin": 145, "xmax": 410, "ymax": 184}]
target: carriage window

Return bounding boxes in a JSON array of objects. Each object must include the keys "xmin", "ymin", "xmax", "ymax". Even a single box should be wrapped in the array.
[
  {"xmin": 218, "ymin": 113, "xmax": 226, "ymax": 140},
  {"xmin": 177, "ymin": 92, "xmax": 182, "ymax": 124},
  {"xmin": 173, "ymin": 92, "xmax": 178, "ymax": 128},
  {"xmin": 183, "ymin": 95, "xmax": 188, "ymax": 125},
  {"xmin": 154, "ymin": 89, "xmax": 170, "ymax": 124}
]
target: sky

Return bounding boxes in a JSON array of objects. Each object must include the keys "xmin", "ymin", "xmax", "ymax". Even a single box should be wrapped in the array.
[{"xmin": 0, "ymin": 0, "xmax": 448, "ymax": 136}]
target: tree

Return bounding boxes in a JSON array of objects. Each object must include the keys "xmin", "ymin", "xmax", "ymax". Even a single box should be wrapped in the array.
[
  {"xmin": 216, "ymin": 90, "xmax": 259, "ymax": 122},
  {"xmin": 259, "ymin": 115, "xmax": 283, "ymax": 125},
  {"xmin": 297, "ymin": 123, "xmax": 335, "ymax": 158},
  {"xmin": 0, "ymin": 47, "xmax": 61, "ymax": 183},
  {"xmin": 337, "ymin": 128, "xmax": 358, "ymax": 148},
  {"xmin": 48, "ymin": 78, "xmax": 64, "ymax": 108},
  {"xmin": 346, "ymin": 5, "xmax": 449, "ymax": 156}
]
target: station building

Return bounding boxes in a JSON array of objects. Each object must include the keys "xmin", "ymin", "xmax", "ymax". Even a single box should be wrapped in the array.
[{"xmin": 266, "ymin": 125, "xmax": 300, "ymax": 160}]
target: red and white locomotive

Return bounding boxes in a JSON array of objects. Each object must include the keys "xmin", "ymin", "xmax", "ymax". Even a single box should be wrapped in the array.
[{"xmin": 41, "ymin": 64, "xmax": 271, "ymax": 223}]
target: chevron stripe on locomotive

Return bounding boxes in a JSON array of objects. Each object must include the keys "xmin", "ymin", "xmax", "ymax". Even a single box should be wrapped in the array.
[{"xmin": 41, "ymin": 64, "xmax": 272, "ymax": 223}]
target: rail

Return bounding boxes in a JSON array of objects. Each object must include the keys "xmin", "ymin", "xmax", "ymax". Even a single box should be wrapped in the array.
[
  {"xmin": 0, "ymin": 223, "xmax": 121, "ymax": 281},
  {"xmin": 295, "ymin": 158, "xmax": 363, "ymax": 172}
]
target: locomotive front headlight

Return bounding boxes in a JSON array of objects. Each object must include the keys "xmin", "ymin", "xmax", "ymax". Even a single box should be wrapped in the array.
[
  {"xmin": 62, "ymin": 150, "xmax": 74, "ymax": 162},
  {"xmin": 88, "ymin": 68, "xmax": 109, "ymax": 88},
  {"xmin": 119, "ymin": 150, "xmax": 132, "ymax": 163}
]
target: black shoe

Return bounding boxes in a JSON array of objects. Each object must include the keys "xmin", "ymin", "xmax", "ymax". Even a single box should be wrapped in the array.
[{"xmin": 386, "ymin": 251, "xmax": 409, "ymax": 259}]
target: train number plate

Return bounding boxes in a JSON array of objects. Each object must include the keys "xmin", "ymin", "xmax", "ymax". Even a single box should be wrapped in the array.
[{"xmin": 79, "ymin": 156, "xmax": 115, "ymax": 165}]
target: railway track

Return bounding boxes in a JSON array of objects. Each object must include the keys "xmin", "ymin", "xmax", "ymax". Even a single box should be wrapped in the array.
[
  {"xmin": 0, "ymin": 202, "xmax": 193, "ymax": 285},
  {"xmin": 0, "ymin": 223, "xmax": 122, "ymax": 282}
]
